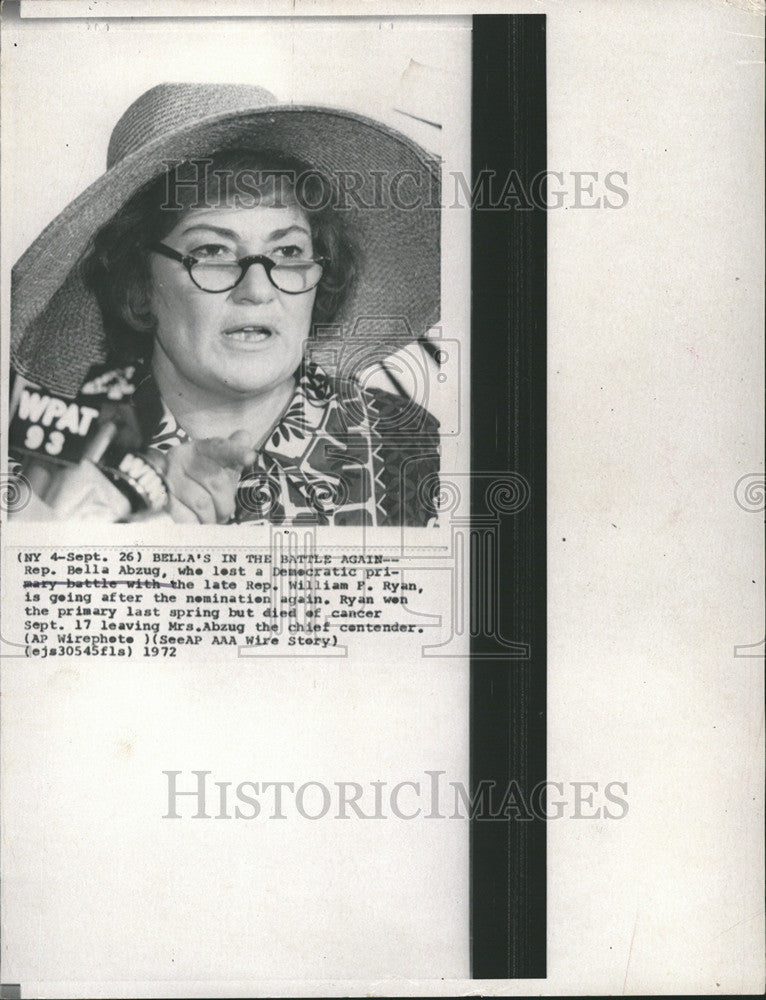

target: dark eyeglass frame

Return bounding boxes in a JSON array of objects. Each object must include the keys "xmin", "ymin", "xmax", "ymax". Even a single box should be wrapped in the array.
[{"xmin": 151, "ymin": 242, "xmax": 327, "ymax": 295}]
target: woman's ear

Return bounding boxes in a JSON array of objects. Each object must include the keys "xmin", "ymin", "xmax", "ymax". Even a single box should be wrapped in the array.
[{"xmin": 121, "ymin": 281, "xmax": 156, "ymax": 334}]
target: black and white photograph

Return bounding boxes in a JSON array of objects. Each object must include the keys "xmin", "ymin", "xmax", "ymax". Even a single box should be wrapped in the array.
[{"xmin": 8, "ymin": 44, "xmax": 448, "ymax": 527}]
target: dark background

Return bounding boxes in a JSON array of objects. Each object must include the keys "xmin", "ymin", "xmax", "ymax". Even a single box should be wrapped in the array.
[{"xmin": 470, "ymin": 14, "xmax": 547, "ymax": 979}]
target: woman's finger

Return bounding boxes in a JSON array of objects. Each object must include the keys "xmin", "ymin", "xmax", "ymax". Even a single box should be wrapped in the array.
[
  {"xmin": 172, "ymin": 450, "xmax": 238, "ymax": 523},
  {"xmin": 160, "ymin": 438, "xmax": 249, "ymax": 523},
  {"xmin": 182, "ymin": 465, "xmax": 238, "ymax": 523},
  {"xmin": 165, "ymin": 477, "xmax": 218, "ymax": 523},
  {"xmin": 166, "ymin": 494, "xmax": 204, "ymax": 524},
  {"xmin": 196, "ymin": 432, "xmax": 256, "ymax": 470}
]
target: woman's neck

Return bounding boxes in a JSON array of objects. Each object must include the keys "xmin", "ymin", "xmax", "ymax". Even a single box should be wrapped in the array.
[{"xmin": 151, "ymin": 358, "xmax": 297, "ymax": 449}]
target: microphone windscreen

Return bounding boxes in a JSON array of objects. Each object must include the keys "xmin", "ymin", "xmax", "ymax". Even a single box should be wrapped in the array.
[
  {"xmin": 9, "ymin": 362, "xmax": 152, "ymax": 470},
  {"xmin": 8, "ymin": 374, "xmax": 104, "ymax": 469},
  {"xmin": 8, "ymin": 362, "xmax": 167, "ymax": 519}
]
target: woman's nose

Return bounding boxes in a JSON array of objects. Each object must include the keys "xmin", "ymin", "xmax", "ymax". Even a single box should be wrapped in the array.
[{"xmin": 230, "ymin": 258, "xmax": 275, "ymax": 303}]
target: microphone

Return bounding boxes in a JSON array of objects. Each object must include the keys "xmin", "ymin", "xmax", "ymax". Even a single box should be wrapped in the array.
[{"xmin": 8, "ymin": 363, "xmax": 168, "ymax": 521}]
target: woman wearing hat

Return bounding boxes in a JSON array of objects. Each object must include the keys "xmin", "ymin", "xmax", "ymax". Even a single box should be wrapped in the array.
[{"xmin": 10, "ymin": 83, "xmax": 441, "ymax": 526}]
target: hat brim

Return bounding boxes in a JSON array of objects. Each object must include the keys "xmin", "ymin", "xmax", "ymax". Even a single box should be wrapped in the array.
[{"xmin": 11, "ymin": 104, "xmax": 440, "ymax": 396}]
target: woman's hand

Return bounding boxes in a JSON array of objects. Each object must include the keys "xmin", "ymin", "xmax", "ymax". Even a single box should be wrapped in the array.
[{"xmin": 151, "ymin": 430, "xmax": 256, "ymax": 524}]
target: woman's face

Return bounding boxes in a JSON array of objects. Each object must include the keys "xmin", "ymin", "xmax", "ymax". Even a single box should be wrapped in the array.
[{"xmin": 148, "ymin": 203, "xmax": 316, "ymax": 402}]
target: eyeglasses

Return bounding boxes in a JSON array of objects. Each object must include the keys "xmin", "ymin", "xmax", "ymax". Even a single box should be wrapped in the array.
[{"xmin": 151, "ymin": 242, "xmax": 326, "ymax": 294}]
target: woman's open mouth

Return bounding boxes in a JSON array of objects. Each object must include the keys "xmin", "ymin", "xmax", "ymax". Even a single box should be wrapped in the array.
[{"xmin": 223, "ymin": 325, "xmax": 275, "ymax": 344}]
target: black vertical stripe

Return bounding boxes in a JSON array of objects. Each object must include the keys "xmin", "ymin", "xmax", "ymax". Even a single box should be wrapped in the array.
[{"xmin": 470, "ymin": 14, "xmax": 547, "ymax": 979}]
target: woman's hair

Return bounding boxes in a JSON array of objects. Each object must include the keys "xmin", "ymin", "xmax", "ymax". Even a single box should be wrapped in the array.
[{"xmin": 84, "ymin": 149, "xmax": 358, "ymax": 363}]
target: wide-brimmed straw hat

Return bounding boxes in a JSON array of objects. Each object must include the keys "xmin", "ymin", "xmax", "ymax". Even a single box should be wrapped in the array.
[{"xmin": 11, "ymin": 82, "xmax": 440, "ymax": 396}]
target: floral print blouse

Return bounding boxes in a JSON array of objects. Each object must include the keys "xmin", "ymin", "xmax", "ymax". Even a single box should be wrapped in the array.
[{"xmin": 145, "ymin": 362, "xmax": 440, "ymax": 526}]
